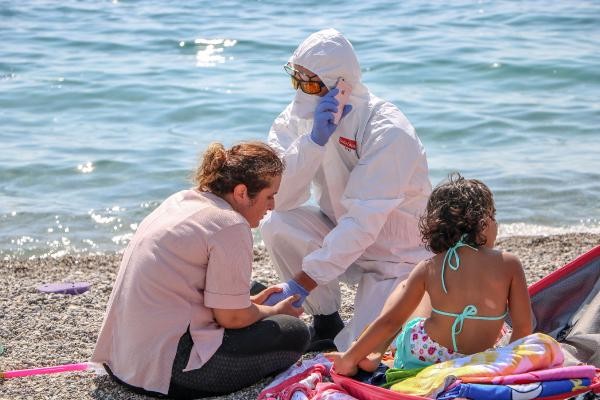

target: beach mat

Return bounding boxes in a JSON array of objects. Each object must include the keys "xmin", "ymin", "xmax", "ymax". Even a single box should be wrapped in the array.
[{"xmin": 332, "ymin": 244, "xmax": 600, "ymax": 399}]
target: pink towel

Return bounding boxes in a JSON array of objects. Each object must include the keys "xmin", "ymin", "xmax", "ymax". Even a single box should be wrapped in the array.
[{"xmin": 461, "ymin": 365, "xmax": 597, "ymax": 384}]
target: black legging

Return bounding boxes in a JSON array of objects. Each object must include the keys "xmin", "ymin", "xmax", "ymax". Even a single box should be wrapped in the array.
[
  {"xmin": 107, "ymin": 314, "xmax": 309, "ymax": 399},
  {"xmin": 168, "ymin": 315, "xmax": 309, "ymax": 399}
]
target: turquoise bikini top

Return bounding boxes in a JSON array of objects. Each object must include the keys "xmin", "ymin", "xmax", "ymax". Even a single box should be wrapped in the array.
[{"xmin": 432, "ymin": 234, "xmax": 508, "ymax": 353}]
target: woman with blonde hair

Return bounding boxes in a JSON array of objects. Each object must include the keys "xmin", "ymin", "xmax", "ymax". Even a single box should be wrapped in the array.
[{"xmin": 92, "ymin": 141, "xmax": 309, "ymax": 399}]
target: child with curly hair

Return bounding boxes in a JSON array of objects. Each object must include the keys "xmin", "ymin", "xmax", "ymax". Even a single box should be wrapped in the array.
[{"xmin": 327, "ymin": 173, "xmax": 533, "ymax": 376}]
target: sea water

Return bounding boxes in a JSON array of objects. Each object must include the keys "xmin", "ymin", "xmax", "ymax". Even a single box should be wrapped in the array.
[{"xmin": 1, "ymin": 0, "xmax": 599, "ymax": 258}]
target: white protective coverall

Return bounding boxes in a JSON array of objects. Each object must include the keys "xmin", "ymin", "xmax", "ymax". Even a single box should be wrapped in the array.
[{"xmin": 260, "ymin": 29, "xmax": 432, "ymax": 351}]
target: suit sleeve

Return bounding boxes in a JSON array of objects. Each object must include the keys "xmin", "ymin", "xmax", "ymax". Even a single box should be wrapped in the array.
[
  {"xmin": 268, "ymin": 106, "xmax": 326, "ymax": 211},
  {"xmin": 302, "ymin": 110, "xmax": 428, "ymax": 284}
]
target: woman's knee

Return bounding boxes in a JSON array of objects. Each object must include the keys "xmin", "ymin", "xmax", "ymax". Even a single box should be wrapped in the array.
[
  {"xmin": 223, "ymin": 315, "xmax": 309, "ymax": 354},
  {"xmin": 269, "ymin": 314, "xmax": 311, "ymax": 352}
]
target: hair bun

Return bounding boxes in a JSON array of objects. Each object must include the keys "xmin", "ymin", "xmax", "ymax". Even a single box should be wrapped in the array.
[{"xmin": 203, "ymin": 143, "xmax": 227, "ymax": 173}]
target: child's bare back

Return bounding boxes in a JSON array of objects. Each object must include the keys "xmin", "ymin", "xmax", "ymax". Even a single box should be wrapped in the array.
[{"xmin": 423, "ymin": 246, "xmax": 529, "ymax": 355}]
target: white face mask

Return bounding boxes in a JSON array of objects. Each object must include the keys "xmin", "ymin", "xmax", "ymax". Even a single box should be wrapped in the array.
[{"xmin": 290, "ymin": 89, "xmax": 320, "ymax": 120}]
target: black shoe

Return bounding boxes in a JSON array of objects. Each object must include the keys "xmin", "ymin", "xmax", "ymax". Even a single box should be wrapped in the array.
[
  {"xmin": 306, "ymin": 337, "xmax": 337, "ymax": 352},
  {"xmin": 250, "ymin": 280, "xmax": 268, "ymax": 296},
  {"xmin": 305, "ymin": 312, "xmax": 344, "ymax": 353},
  {"xmin": 313, "ymin": 311, "xmax": 344, "ymax": 339}
]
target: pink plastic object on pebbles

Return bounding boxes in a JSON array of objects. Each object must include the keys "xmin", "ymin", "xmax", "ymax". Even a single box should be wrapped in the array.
[{"xmin": 1, "ymin": 362, "xmax": 91, "ymax": 379}]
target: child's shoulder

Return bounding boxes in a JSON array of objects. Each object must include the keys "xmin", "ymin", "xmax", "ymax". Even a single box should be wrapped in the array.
[
  {"xmin": 417, "ymin": 254, "xmax": 438, "ymax": 269},
  {"xmin": 410, "ymin": 257, "xmax": 435, "ymax": 277},
  {"xmin": 484, "ymin": 248, "xmax": 524, "ymax": 271}
]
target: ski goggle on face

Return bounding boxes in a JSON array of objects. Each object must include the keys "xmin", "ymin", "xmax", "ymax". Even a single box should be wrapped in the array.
[{"xmin": 284, "ymin": 64, "xmax": 326, "ymax": 95}]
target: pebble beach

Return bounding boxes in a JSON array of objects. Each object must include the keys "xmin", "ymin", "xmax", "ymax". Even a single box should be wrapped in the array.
[{"xmin": 1, "ymin": 233, "xmax": 599, "ymax": 400}]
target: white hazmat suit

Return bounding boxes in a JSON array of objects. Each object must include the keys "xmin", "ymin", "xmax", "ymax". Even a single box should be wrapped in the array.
[{"xmin": 260, "ymin": 29, "xmax": 432, "ymax": 351}]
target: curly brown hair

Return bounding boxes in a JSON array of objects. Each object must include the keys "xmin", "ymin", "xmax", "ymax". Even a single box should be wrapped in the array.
[
  {"xmin": 193, "ymin": 141, "xmax": 284, "ymax": 198},
  {"xmin": 419, "ymin": 173, "xmax": 496, "ymax": 253}
]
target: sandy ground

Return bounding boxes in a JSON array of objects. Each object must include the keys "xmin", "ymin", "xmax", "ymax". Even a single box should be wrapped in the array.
[{"xmin": 1, "ymin": 233, "xmax": 598, "ymax": 399}]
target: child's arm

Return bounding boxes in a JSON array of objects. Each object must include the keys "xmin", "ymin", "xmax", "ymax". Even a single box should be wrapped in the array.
[
  {"xmin": 326, "ymin": 261, "xmax": 427, "ymax": 376},
  {"xmin": 355, "ymin": 332, "xmax": 399, "ymax": 372},
  {"xmin": 506, "ymin": 254, "xmax": 533, "ymax": 342}
]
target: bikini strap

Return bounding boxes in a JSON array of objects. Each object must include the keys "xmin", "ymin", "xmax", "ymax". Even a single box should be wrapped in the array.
[
  {"xmin": 441, "ymin": 234, "xmax": 478, "ymax": 294},
  {"xmin": 431, "ymin": 304, "xmax": 509, "ymax": 353}
]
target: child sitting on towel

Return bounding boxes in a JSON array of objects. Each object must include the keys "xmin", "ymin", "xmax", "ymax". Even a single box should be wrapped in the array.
[{"xmin": 327, "ymin": 173, "xmax": 533, "ymax": 376}]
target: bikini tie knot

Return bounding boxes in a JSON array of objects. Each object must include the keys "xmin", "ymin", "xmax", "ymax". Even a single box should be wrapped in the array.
[
  {"xmin": 441, "ymin": 234, "xmax": 478, "ymax": 294},
  {"xmin": 451, "ymin": 304, "xmax": 479, "ymax": 352}
]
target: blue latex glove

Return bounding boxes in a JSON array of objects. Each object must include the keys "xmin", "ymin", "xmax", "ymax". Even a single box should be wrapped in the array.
[
  {"xmin": 263, "ymin": 279, "xmax": 309, "ymax": 308},
  {"xmin": 310, "ymin": 88, "xmax": 353, "ymax": 146}
]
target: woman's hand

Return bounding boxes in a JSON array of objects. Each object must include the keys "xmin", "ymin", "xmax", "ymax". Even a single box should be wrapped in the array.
[
  {"xmin": 324, "ymin": 351, "xmax": 358, "ymax": 377},
  {"xmin": 272, "ymin": 295, "xmax": 304, "ymax": 318},
  {"xmin": 250, "ymin": 285, "xmax": 283, "ymax": 305}
]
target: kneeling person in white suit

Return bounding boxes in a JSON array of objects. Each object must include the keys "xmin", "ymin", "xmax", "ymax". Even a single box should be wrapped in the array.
[{"xmin": 260, "ymin": 28, "xmax": 432, "ymax": 352}]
